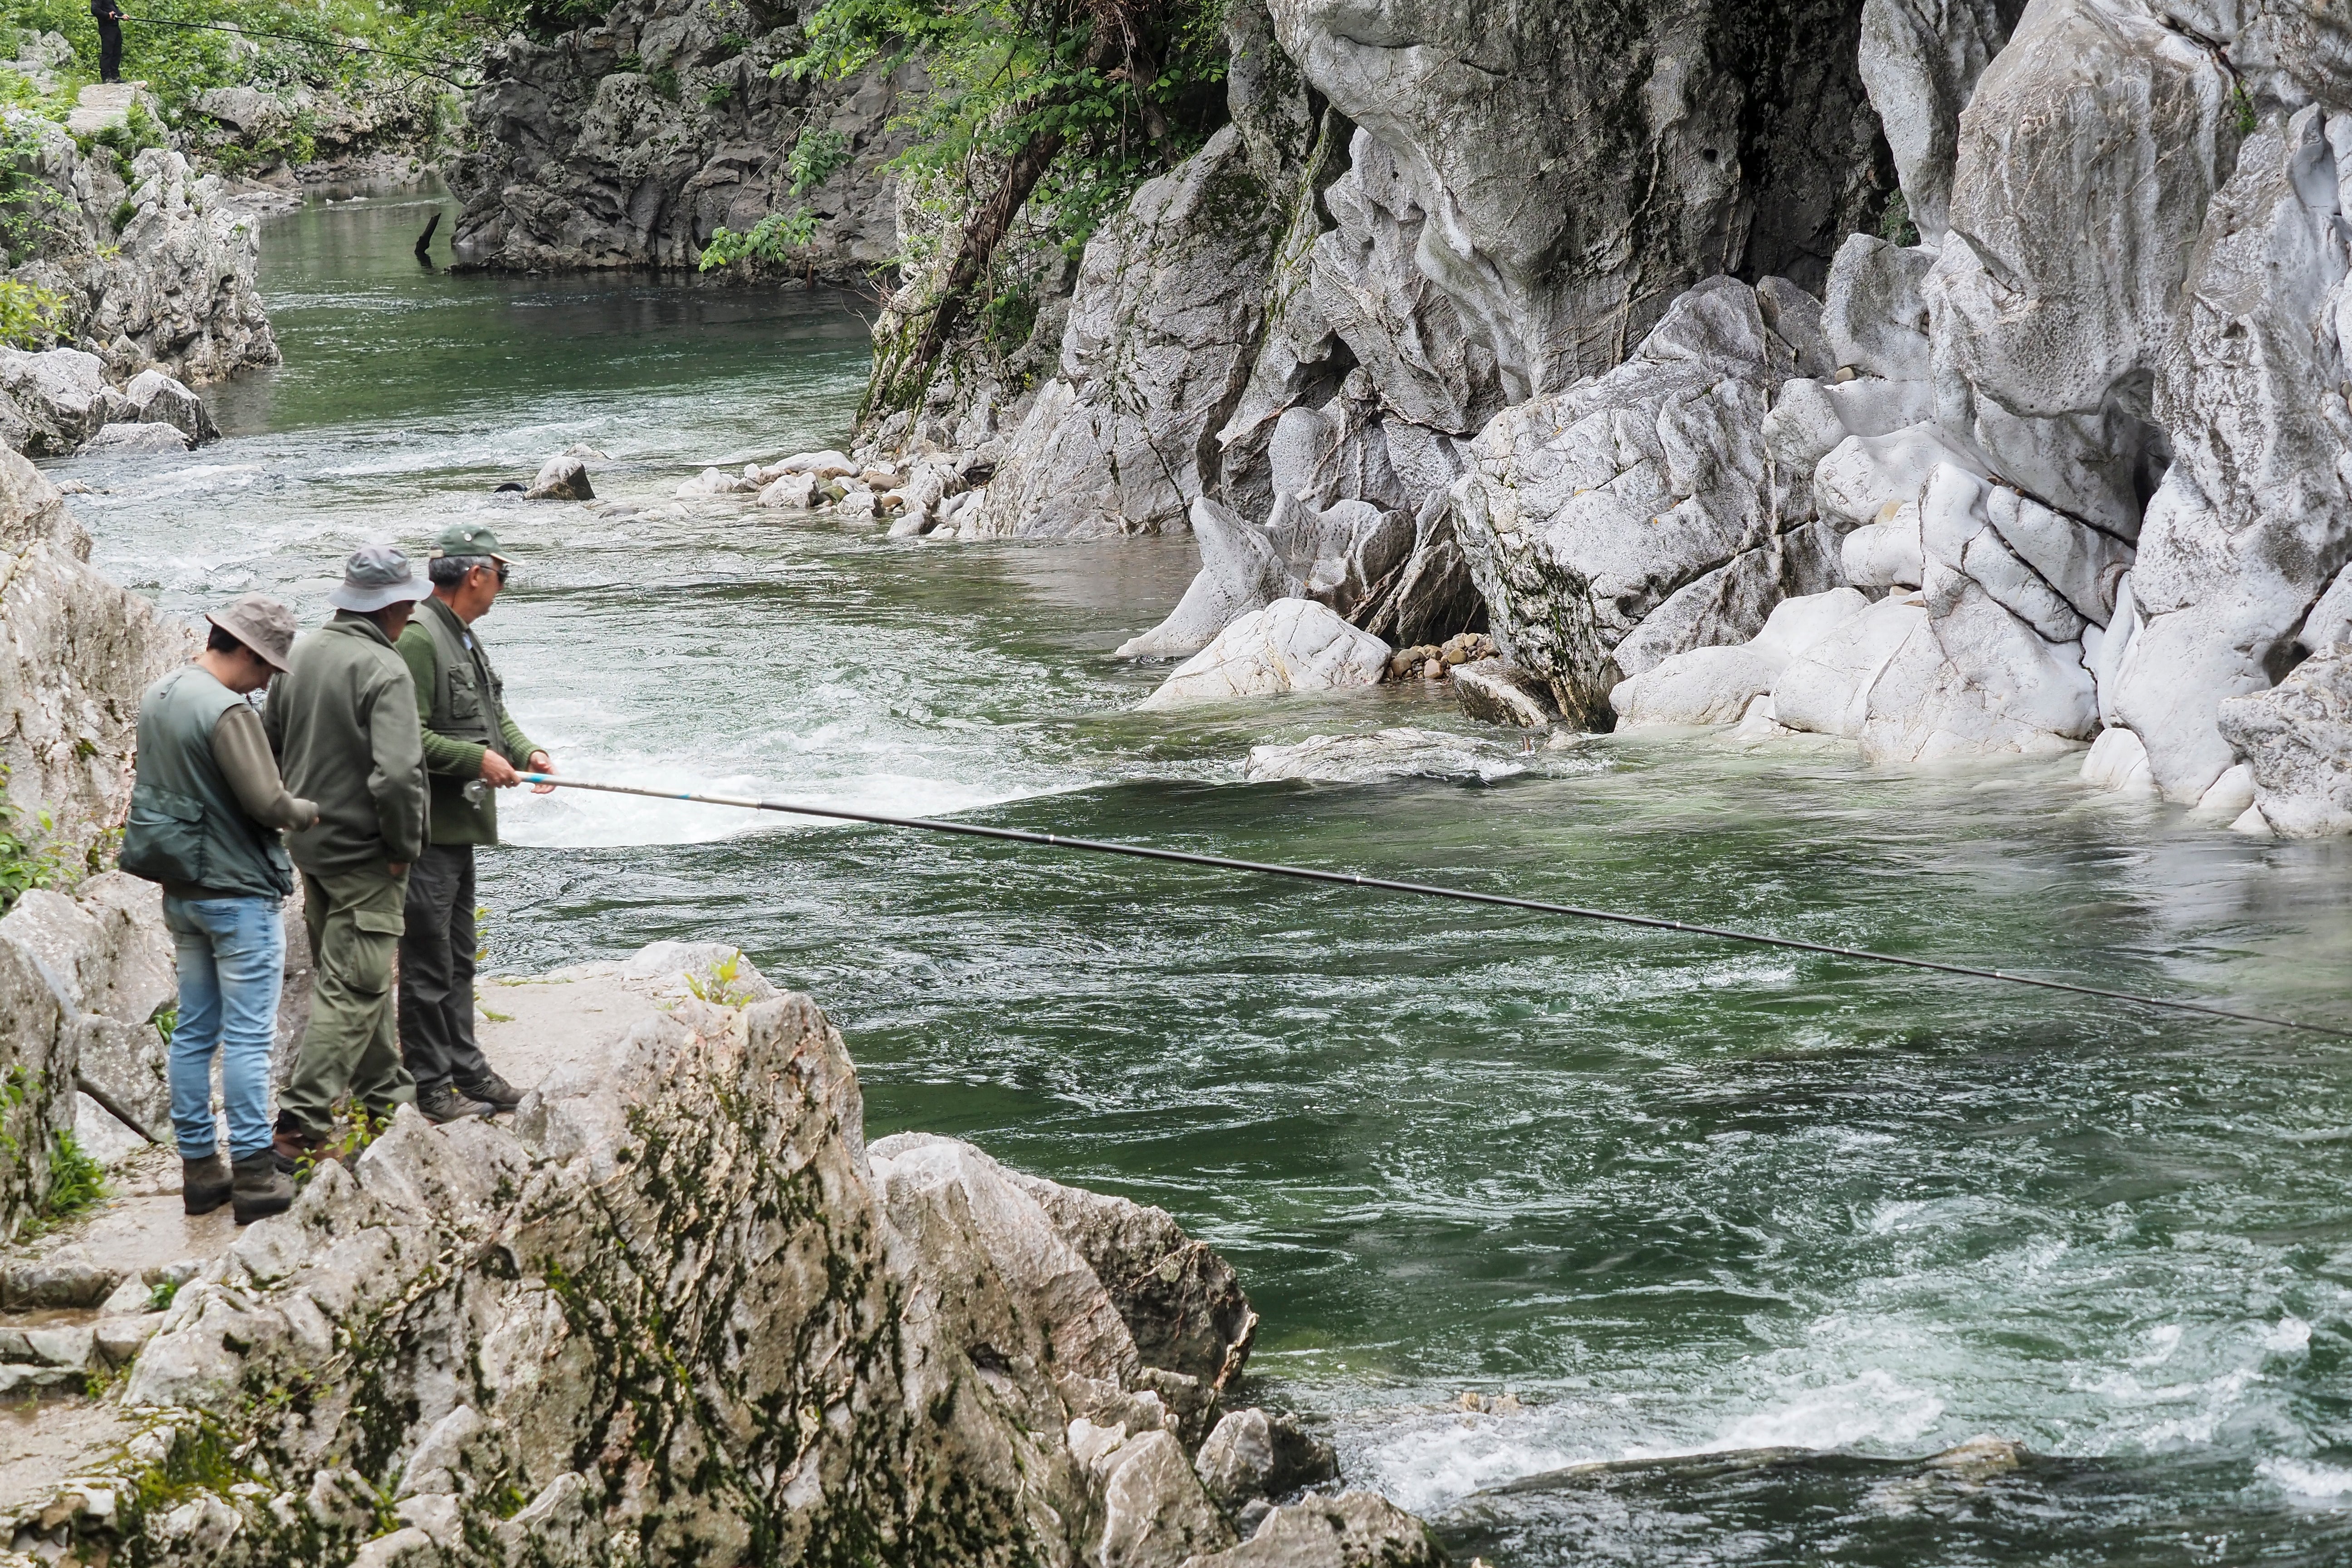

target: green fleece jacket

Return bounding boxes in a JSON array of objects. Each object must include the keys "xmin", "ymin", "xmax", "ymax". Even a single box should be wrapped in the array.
[{"xmin": 264, "ymin": 612, "xmax": 428, "ymax": 874}]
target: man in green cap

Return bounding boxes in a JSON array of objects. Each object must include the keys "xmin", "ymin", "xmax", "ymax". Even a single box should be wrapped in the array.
[
  {"xmin": 396, "ymin": 522, "xmax": 556, "ymax": 1123},
  {"xmin": 267, "ymin": 544, "xmax": 431, "ymax": 1165}
]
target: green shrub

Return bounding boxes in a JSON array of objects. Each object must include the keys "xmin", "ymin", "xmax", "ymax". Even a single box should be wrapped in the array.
[{"xmin": 0, "ymin": 275, "xmax": 65, "ymax": 346}]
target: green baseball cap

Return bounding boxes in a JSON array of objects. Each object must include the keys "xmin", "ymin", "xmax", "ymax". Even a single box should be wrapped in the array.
[{"xmin": 428, "ymin": 522, "xmax": 510, "ymax": 562}]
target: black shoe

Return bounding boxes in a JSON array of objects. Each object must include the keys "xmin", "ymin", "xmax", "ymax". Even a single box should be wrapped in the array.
[
  {"xmin": 181, "ymin": 1150, "xmax": 231, "ymax": 1215},
  {"xmin": 231, "ymin": 1152, "xmax": 295, "ymax": 1224},
  {"xmin": 454, "ymin": 1070, "xmax": 524, "ymax": 1113},
  {"xmin": 416, "ymin": 1082, "xmax": 492, "ymax": 1125}
]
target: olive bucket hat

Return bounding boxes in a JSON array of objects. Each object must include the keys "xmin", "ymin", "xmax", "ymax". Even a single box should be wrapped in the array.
[
  {"xmin": 327, "ymin": 543, "xmax": 431, "ymax": 613},
  {"xmin": 205, "ymin": 593, "xmax": 299, "ymax": 671}
]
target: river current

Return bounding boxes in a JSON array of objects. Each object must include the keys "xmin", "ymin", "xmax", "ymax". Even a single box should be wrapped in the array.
[{"xmin": 59, "ymin": 189, "xmax": 2352, "ymax": 1564}]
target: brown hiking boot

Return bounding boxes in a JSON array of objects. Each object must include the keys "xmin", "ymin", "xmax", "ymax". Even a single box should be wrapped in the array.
[
  {"xmin": 231, "ymin": 1152, "xmax": 295, "ymax": 1225},
  {"xmin": 271, "ymin": 1123, "xmax": 324, "ymax": 1175},
  {"xmin": 181, "ymin": 1150, "xmax": 231, "ymax": 1215}
]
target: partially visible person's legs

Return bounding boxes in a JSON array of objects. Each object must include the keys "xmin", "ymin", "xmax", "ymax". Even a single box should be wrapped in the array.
[
  {"xmin": 398, "ymin": 843, "xmax": 469, "ymax": 1092},
  {"xmin": 97, "ymin": 17, "xmax": 121, "ymax": 81}
]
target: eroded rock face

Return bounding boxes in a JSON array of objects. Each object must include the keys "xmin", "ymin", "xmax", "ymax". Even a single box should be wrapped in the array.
[
  {"xmin": 1264, "ymin": 0, "xmax": 1886, "ymax": 402},
  {"xmin": 1450, "ymin": 278, "xmax": 1841, "ymax": 727},
  {"xmin": 2110, "ymin": 107, "xmax": 2352, "ymax": 799},
  {"xmin": 5, "ymin": 126, "xmax": 279, "ymax": 394},
  {"xmin": 977, "ymin": 128, "xmax": 1286, "ymax": 539},
  {"xmin": 0, "ymin": 451, "xmax": 186, "ymax": 1235},
  {"xmin": 448, "ymin": 0, "xmax": 911, "ymax": 276}
]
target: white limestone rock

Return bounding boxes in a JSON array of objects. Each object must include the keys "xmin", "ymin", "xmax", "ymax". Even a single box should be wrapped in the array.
[
  {"xmin": 1613, "ymin": 587, "xmax": 1870, "ymax": 728},
  {"xmin": 2111, "ymin": 108, "xmax": 2352, "ymax": 799},
  {"xmin": 1856, "ymin": 0, "xmax": 2021, "ymax": 247},
  {"xmin": 1117, "ymin": 498, "xmax": 1304, "ymax": 660},
  {"xmin": 1138, "ymin": 599, "xmax": 1390, "ymax": 709},
  {"xmin": 1450, "ymin": 278, "xmax": 1840, "ymax": 728},
  {"xmin": 978, "ymin": 127, "xmax": 1291, "ymax": 538},
  {"xmin": 2216, "ymin": 647, "xmax": 2352, "ymax": 837},
  {"xmin": 1771, "ymin": 584, "xmax": 2096, "ymax": 761},
  {"xmin": 2079, "ymin": 724, "xmax": 2155, "ymax": 795},
  {"xmin": 1612, "ymin": 644, "xmax": 1781, "ymax": 729}
]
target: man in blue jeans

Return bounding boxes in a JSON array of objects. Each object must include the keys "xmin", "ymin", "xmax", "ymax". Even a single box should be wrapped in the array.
[{"xmin": 120, "ymin": 595, "xmax": 317, "ymax": 1223}]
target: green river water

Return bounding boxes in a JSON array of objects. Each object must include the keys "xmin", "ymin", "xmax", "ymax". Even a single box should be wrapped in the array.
[{"xmin": 59, "ymin": 188, "xmax": 2352, "ymax": 1565}]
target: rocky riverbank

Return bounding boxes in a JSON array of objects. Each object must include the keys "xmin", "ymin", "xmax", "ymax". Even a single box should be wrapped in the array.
[
  {"xmin": 722, "ymin": 0, "xmax": 2338, "ymax": 837},
  {"xmin": 0, "ymin": 925, "xmax": 1445, "ymax": 1568}
]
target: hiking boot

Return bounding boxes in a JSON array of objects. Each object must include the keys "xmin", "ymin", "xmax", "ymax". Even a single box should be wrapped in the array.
[
  {"xmin": 454, "ymin": 1070, "xmax": 525, "ymax": 1114},
  {"xmin": 271, "ymin": 1122, "xmax": 325, "ymax": 1175},
  {"xmin": 181, "ymin": 1150, "xmax": 231, "ymax": 1215},
  {"xmin": 417, "ymin": 1082, "xmax": 493, "ymax": 1125},
  {"xmin": 230, "ymin": 1152, "xmax": 295, "ymax": 1225}
]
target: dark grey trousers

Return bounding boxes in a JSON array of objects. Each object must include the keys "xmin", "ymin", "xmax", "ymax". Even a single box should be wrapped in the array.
[{"xmin": 397, "ymin": 843, "xmax": 488, "ymax": 1093}]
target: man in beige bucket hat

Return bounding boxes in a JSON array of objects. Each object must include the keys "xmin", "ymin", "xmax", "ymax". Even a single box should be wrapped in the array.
[{"xmin": 120, "ymin": 593, "xmax": 317, "ymax": 1224}]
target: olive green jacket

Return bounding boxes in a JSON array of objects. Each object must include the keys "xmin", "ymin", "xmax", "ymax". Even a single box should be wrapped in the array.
[
  {"xmin": 264, "ymin": 613, "xmax": 428, "ymax": 874},
  {"xmin": 397, "ymin": 598, "xmax": 539, "ymax": 847}
]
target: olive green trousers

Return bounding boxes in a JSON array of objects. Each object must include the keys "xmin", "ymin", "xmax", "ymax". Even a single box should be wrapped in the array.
[{"xmin": 280, "ymin": 866, "xmax": 417, "ymax": 1136}]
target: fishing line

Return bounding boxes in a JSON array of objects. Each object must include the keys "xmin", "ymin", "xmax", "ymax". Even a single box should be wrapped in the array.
[
  {"xmin": 113, "ymin": 14, "xmax": 481, "ymax": 88},
  {"xmin": 519, "ymin": 773, "xmax": 2352, "ymax": 1041}
]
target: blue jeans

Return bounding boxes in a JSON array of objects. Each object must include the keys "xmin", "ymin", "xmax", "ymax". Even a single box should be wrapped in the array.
[{"xmin": 162, "ymin": 894, "xmax": 285, "ymax": 1161}]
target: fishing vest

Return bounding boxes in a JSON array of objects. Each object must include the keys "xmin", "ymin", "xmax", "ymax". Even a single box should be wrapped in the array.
[
  {"xmin": 418, "ymin": 598, "xmax": 514, "ymax": 845},
  {"xmin": 119, "ymin": 666, "xmax": 295, "ymax": 899},
  {"xmin": 419, "ymin": 598, "xmax": 509, "ymax": 749}
]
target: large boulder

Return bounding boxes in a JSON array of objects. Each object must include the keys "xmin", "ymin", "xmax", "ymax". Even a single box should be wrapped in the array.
[
  {"xmin": 1449, "ymin": 278, "xmax": 1842, "ymax": 728},
  {"xmin": 2217, "ymin": 647, "xmax": 2352, "ymax": 836},
  {"xmin": 1138, "ymin": 598, "xmax": 1390, "ymax": 709},
  {"xmin": 1611, "ymin": 586, "xmax": 1872, "ymax": 728}
]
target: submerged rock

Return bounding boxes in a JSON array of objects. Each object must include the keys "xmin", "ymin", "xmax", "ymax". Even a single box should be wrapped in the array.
[
  {"xmin": 1243, "ymin": 728, "xmax": 1524, "ymax": 784},
  {"xmin": 79, "ymin": 421, "xmax": 191, "ymax": 456},
  {"xmin": 1452, "ymin": 661, "xmax": 1559, "ymax": 731},
  {"xmin": 524, "ymin": 451, "xmax": 594, "ymax": 501}
]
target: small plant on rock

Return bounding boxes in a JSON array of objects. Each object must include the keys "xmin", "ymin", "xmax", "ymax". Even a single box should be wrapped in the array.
[
  {"xmin": 684, "ymin": 951, "xmax": 758, "ymax": 1008},
  {"xmin": 39, "ymin": 1129, "xmax": 107, "ymax": 1225}
]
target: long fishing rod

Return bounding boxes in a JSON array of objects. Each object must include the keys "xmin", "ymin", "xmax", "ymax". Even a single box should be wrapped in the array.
[
  {"xmin": 519, "ymin": 773, "xmax": 2352, "ymax": 1041},
  {"xmin": 113, "ymin": 14, "xmax": 481, "ymax": 87}
]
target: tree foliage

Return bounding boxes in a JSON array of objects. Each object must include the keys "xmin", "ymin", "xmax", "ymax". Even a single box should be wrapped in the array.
[{"xmin": 786, "ymin": 0, "xmax": 1231, "ymax": 405}]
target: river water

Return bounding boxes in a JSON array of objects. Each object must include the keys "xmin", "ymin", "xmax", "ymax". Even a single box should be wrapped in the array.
[{"xmin": 59, "ymin": 189, "xmax": 2352, "ymax": 1564}]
